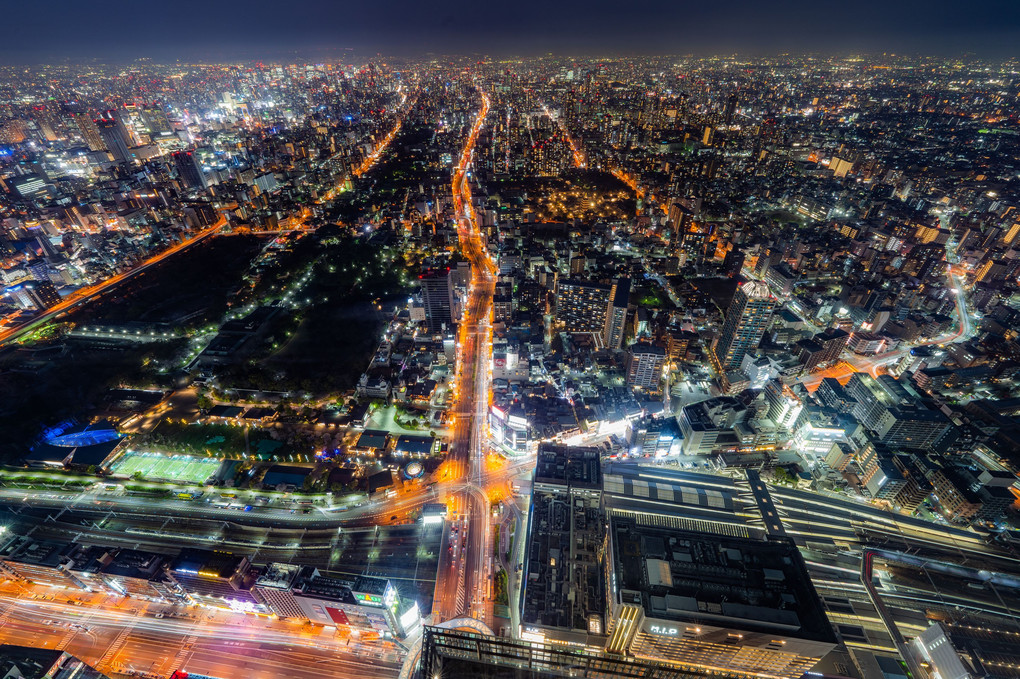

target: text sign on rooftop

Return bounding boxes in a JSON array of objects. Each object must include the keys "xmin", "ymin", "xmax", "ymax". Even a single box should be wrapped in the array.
[{"xmin": 649, "ymin": 625, "xmax": 679, "ymax": 636}]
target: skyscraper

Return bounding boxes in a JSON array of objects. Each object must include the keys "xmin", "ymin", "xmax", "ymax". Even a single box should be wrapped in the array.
[
  {"xmin": 95, "ymin": 117, "xmax": 132, "ymax": 163},
  {"xmin": 724, "ymin": 92, "xmax": 738, "ymax": 125},
  {"xmin": 73, "ymin": 114, "xmax": 105, "ymax": 152},
  {"xmin": 419, "ymin": 268, "xmax": 456, "ymax": 332},
  {"xmin": 172, "ymin": 150, "xmax": 207, "ymax": 190},
  {"xmin": 625, "ymin": 342, "xmax": 665, "ymax": 390},
  {"xmin": 556, "ymin": 279, "xmax": 611, "ymax": 335},
  {"xmin": 713, "ymin": 280, "xmax": 776, "ymax": 370},
  {"xmin": 602, "ymin": 277, "xmax": 630, "ymax": 350}
]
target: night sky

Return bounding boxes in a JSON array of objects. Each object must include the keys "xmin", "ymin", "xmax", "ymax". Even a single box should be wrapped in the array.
[{"xmin": 5, "ymin": 0, "xmax": 1020, "ymax": 63}]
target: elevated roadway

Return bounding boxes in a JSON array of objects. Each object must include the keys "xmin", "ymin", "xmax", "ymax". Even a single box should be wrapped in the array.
[{"xmin": 0, "ymin": 214, "xmax": 229, "ymax": 348}]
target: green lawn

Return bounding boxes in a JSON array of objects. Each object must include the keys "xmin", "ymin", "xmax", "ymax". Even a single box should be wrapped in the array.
[{"xmin": 111, "ymin": 451, "xmax": 220, "ymax": 483}]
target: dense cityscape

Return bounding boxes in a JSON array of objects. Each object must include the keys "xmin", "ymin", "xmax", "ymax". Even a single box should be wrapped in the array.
[{"xmin": 0, "ymin": 48, "xmax": 1019, "ymax": 679}]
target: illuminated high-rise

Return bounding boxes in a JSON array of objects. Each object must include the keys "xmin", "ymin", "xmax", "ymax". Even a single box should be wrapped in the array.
[
  {"xmin": 625, "ymin": 342, "xmax": 665, "ymax": 390},
  {"xmin": 556, "ymin": 279, "xmax": 611, "ymax": 335},
  {"xmin": 95, "ymin": 117, "xmax": 132, "ymax": 163},
  {"xmin": 5, "ymin": 280, "xmax": 61, "ymax": 311},
  {"xmin": 603, "ymin": 277, "xmax": 630, "ymax": 349},
  {"xmin": 73, "ymin": 114, "xmax": 105, "ymax": 152},
  {"xmin": 713, "ymin": 281, "xmax": 776, "ymax": 370},
  {"xmin": 419, "ymin": 268, "xmax": 456, "ymax": 332},
  {"xmin": 172, "ymin": 150, "xmax": 207, "ymax": 190}
]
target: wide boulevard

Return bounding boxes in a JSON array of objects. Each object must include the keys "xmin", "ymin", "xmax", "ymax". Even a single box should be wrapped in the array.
[{"xmin": 431, "ymin": 85, "xmax": 494, "ymax": 625}]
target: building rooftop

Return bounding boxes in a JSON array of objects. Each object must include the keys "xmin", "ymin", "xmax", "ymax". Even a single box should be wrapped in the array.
[
  {"xmin": 353, "ymin": 575, "xmax": 390, "ymax": 596},
  {"xmin": 171, "ymin": 549, "xmax": 245, "ymax": 579},
  {"xmin": 521, "ymin": 480, "xmax": 605, "ymax": 639},
  {"xmin": 740, "ymin": 280, "xmax": 772, "ymax": 299},
  {"xmin": 293, "ymin": 573, "xmax": 359, "ymax": 605},
  {"xmin": 534, "ymin": 444, "xmax": 601, "ymax": 490},
  {"xmin": 261, "ymin": 464, "xmax": 312, "ymax": 487},
  {"xmin": 629, "ymin": 342, "xmax": 665, "ymax": 357},
  {"xmin": 70, "ymin": 547, "xmax": 167, "ymax": 581},
  {"xmin": 0, "ymin": 646, "xmax": 110, "ymax": 679},
  {"xmin": 394, "ymin": 435, "xmax": 433, "ymax": 455},
  {"xmin": 608, "ymin": 515, "xmax": 835, "ymax": 644},
  {"xmin": 356, "ymin": 429, "xmax": 389, "ymax": 449},
  {"xmin": 255, "ymin": 562, "xmax": 301, "ymax": 590},
  {"xmin": 207, "ymin": 405, "xmax": 243, "ymax": 418},
  {"xmin": 0, "ymin": 535, "xmax": 74, "ymax": 568}
]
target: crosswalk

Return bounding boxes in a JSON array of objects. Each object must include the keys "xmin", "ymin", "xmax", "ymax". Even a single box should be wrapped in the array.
[
  {"xmin": 55, "ymin": 630, "xmax": 74, "ymax": 652},
  {"xmin": 454, "ymin": 582, "xmax": 467, "ymax": 617},
  {"xmin": 57, "ymin": 610, "xmax": 98, "ymax": 651},
  {"xmin": 165, "ymin": 627, "xmax": 200, "ymax": 677},
  {"xmin": 98, "ymin": 620, "xmax": 136, "ymax": 668}
]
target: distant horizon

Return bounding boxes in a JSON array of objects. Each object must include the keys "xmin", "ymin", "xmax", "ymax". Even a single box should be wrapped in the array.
[
  {"xmin": 0, "ymin": 49, "xmax": 1017, "ymax": 69},
  {"xmin": 2, "ymin": 0, "xmax": 1019, "ymax": 65}
]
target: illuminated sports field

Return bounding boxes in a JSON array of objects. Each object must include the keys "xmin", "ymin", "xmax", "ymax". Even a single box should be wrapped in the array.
[{"xmin": 111, "ymin": 451, "xmax": 220, "ymax": 484}]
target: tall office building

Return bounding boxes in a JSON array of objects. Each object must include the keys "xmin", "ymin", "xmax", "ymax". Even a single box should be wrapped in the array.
[
  {"xmin": 844, "ymin": 373, "xmax": 952, "ymax": 451},
  {"xmin": 172, "ymin": 150, "xmax": 207, "ymax": 189},
  {"xmin": 556, "ymin": 279, "xmax": 611, "ymax": 335},
  {"xmin": 714, "ymin": 281, "xmax": 776, "ymax": 370},
  {"xmin": 95, "ymin": 117, "xmax": 132, "ymax": 163},
  {"xmin": 73, "ymin": 114, "xmax": 105, "ymax": 152},
  {"xmin": 679, "ymin": 222, "xmax": 714, "ymax": 265},
  {"xmin": 419, "ymin": 268, "xmax": 456, "ymax": 332},
  {"xmin": 724, "ymin": 92, "xmax": 738, "ymax": 125},
  {"xmin": 722, "ymin": 247, "xmax": 744, "ymax": 277},
  {"xmin": 667, "ymin": 204, "xmax": 694, "ymax": 253},
  {"xmin": 625, "ymin": 342, "xmax": 666, "ymax": 390},
  {"xmin": 754, "ymin": 246, "xmax": 781, "ymax": 277},
  {"xmin": 603, "ymin": 277, "xmax": 630, "ymax": 349}
]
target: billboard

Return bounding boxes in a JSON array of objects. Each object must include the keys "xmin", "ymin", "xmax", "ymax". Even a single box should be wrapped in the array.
[{"xmin": 327, "ymin": 606, "xmax": 350, "ymax": 626}]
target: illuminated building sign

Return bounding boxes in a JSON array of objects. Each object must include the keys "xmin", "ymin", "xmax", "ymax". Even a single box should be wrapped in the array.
[
  {"xmin": 355, "ymin": 593, "xmax": 383, "ymax": 607},
  {"xmin": 649, "ymin": 625, "xmax": 679, "ymax": 636},
  {"xmin": 521, "ymin": 626, "xmax": 545, "ymax": 642},
  {"xmin": 228, "ymin": 599, "xmax": 258, "ymax": 614}
]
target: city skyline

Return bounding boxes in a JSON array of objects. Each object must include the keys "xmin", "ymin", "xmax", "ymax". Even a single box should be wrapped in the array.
[{"xmin": 1, "ymin": 43, "xmax": 1020, "ymax": 679}]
